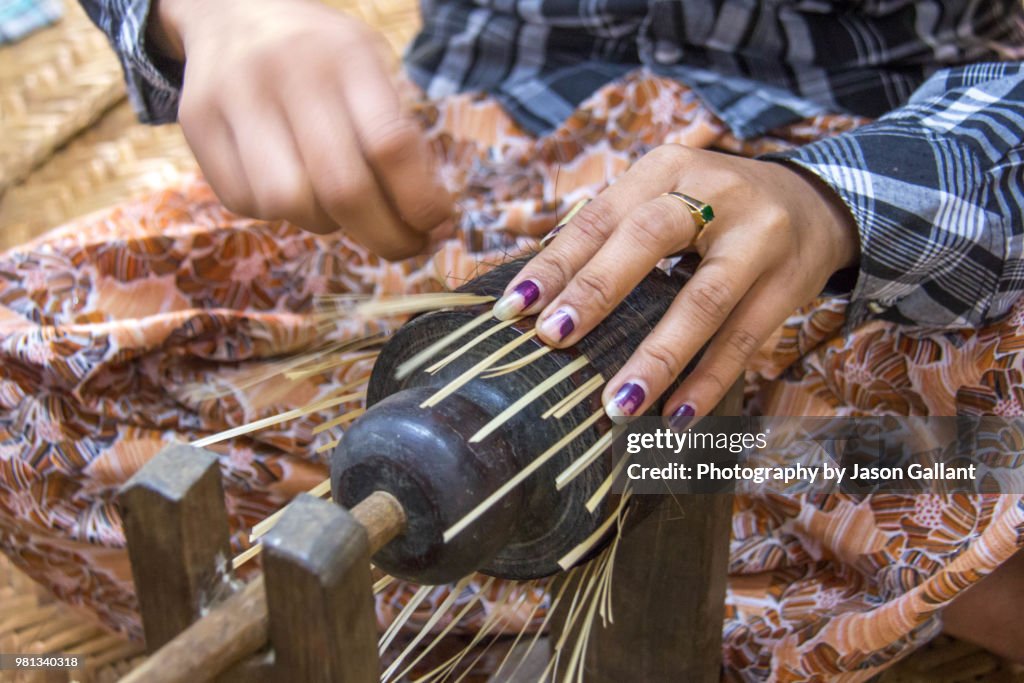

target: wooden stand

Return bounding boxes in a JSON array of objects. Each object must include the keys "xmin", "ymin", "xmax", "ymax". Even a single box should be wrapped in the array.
[{"xmin": 117, "ymin": 383, "xmax": 739, "ymax": 682}]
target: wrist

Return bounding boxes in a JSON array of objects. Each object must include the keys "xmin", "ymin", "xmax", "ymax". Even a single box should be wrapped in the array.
[{"xmin": 774, "ymin": 160, "xmax": 860, "ymax": 275}]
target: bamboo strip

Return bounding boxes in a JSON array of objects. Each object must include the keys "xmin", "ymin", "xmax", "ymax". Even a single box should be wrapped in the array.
[
  {"xmin": 393, "ymin": 577, "xmax": 494, "ymax": 683},
  {"xmin": 382, "ymin": 576, "xmax": 471, "ymax": 682},
  {"xmin": 425, "ymin": 317, "xmax": 521, "ymax": 375},
  {"xmin": 378, "ymin": 584, "xmax": 433, "ymax": 655},
  {"xmin": 310, "ymin": 407, "xmax": 367, "ymax": 435},
  {"xmin": 395, "ymin": 310, "xmax": 494, "ymax": 380},
  {"xmin": 444, "ymin": 408, "xmax": 605, "ymax": 542},
  {"xmin": 469, "ymin": 356, "xmax": 590, "ymax": 443},
  {"xmin": 231, "ymin": 544, "xmax": 262, "ymax": 570},
  {"xmin": 250, "ymin": 479, "xmax": 331, "ymax": 541},
  {"xmin": 543, "ymin": 375, "xmax": 604, "ymax": 420},
  {"xmin": 421, "ymin": 330, "xmax": 539, "ymax": 409},
  {"xmin": 480, "ymin": 346, "xmax": 553, "ymax": 378},
  {"xmin": 284, "ymin": 349, "xmax": 380, "ymax": 381},
  {"xmin": 190, "ymin": 390, "xmax": 364, "ymax": 448},
  {"xmin": 585, "ymin": 452, "xmax": 631, "ymax": 513},
  {"xmin": 558, "ymin": 492, "xmax": 631, "ymax": 570},
  {"xmin": 315, "ymin": 438, "xmax": 341, "ymax": 454},
  {"xmin": 353, "ymin": 293, "xmax": 495, "ymax": 318},
  {"xmin": 555, "ymin": 426, "xmax": 620, "ymax": 490}
]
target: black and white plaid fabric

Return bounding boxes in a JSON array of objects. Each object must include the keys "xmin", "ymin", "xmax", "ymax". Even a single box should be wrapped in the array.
[{"xmin": 79, "ymin": 0, "xmax": 1024, "ymax": 329}]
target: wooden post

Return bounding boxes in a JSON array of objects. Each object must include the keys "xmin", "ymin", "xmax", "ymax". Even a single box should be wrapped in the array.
[
  {"xmin": 118, "ymin": 444, "xmax": 233, "ymax": 651},
  {"xmin": 578, "ymin": 380, "xmax": 743, "ymax": 682},
  {"xmin": 261, "ymin": 493, "xmax": 379, "ymax": 682}
]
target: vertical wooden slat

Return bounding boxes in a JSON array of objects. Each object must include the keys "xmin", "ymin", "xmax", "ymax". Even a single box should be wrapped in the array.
[
  {"xmin": 579, "ymin": 380, "xmax": 743, "ymax": 682},
  {"xmin": 262, "ymin": 494, "xmax": 379, "ymax": 682},
  {"xmin": 118, "ymin": 444, "xmax": 233, "ymax": 651}
]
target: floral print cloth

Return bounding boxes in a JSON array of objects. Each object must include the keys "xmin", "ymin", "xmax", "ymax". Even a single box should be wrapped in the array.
[{"xmin": 0, "ymin": 70, "xmax": 1021, "ymax": 681}]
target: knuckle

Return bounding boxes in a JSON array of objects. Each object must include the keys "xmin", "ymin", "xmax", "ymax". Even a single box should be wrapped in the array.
[
  {"xmin": 701, "ymin": 369, "xmax": 732, "ymax": 397},
  {"xmin": 206, "ymin": 179, "xmax": 254, "ymax": 217},
  {"xmin": 376, "ymin": 241, "xmax": 421, "ymax": 261},
  {"xmin": 572, "ymin": 269, "xmax": 617, "ymax": 312},
  {"xmin": 567, "ymin": 203, "xmax": 613, "ymax": 248},
  {"xmin": 318, "ymin": 173, "xmax": 372, "ymax": 216},
  {"xmin": 363, "ymin": 117, "xmax": 422, "ymax": 165},
  {"xmin": 402, "ymin": 193, "xmax": 450, "ymax": 231},
  {"xmin": 622, "ymin": 203, "xmax": 677, "ymax": 252},
  {"xmin": 726, "ymin": 328, "xmax": 762, "ymax": 359},
  {"xmin": 258, "ymin": 178, "xmax": 308, "ymax": 220},
  {"xmin": 644, "ymin": 143, "xmax": 687, "ymax": 173},
  {"xmin": 685, "ymin": 278, "xmax": 734, "ymax": 325},
  {"xmin": 642, "ymin": 339, "xmax": 683, "ymax": 381}
]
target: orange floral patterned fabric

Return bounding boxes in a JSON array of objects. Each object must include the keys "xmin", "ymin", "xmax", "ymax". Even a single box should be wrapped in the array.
[{"xmin": 0, "ymin": 70, "xmax": 1021, "ymax": 680}]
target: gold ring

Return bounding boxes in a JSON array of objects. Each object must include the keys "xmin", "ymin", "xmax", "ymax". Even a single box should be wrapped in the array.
[{"xmin": 664, "ymin": 192, "xmax": 715, "ymax": 237}]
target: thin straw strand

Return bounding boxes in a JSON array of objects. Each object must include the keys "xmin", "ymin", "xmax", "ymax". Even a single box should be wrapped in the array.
[
  {"xmin": 444, "ymin": 408, "xmax": 605, "ymax": 542},
  {"xmin": 190, "ymin": 390, "xmax": 364, "ymax": 448},
  {"xmin": 469, "ymin": 356, "xmax": 589, "ymax": 443},
  {"xmin": 426, "ymin": 317, "xmax": 521, "ymax": 375},
  {"xmin": 421, "ymin": 331, "xmax": 539, "ymax": 409},
  {"xmin": 395, "ymin": 310, "xmax": 494, "ymax": 380}
]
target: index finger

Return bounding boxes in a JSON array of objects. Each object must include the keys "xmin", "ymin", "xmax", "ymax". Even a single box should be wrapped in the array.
[
  {"xmin": 492, "ymin": 145, "xmax": 689, "ymax": 320},
  {"xmin": 341, "ymin": 53, "xmax": 454, "ymax": 233}
]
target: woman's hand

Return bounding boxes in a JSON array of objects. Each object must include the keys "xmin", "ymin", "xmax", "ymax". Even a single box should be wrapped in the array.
[
  {"xmin": 151, "ymin": 0, "xmax": 453, "ymax": 260},
  {"xmin": 491, "ymin": 144, "xmax": 860, "ymax": 426}
]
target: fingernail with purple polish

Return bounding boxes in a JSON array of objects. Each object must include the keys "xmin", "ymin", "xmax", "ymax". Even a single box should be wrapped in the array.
[
  {"xmin": 605, "ymin": 381, "xmax": 647, "ymax": 424},
  {"xmin": 538, "ymin": 308, "xmax": 576, "ymax": 342},
  {"xmin": 493, "ymin": 279, "xmax": 541, "ymax": 320},
  {"xmin": 669, "ymin": 403, "xmax": 697, "ymax": 432}
]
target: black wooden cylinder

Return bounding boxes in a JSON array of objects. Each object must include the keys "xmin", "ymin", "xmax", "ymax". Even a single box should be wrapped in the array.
[{"xmin": 332, "ymin": 258, "xmax": 689, "ymax": 584}]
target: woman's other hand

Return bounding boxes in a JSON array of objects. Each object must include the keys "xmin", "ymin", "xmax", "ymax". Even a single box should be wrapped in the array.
[
  {"xmin": 151, "ymin": 0, "xmax": 453, "ymax": 260},
  {"xmin": 492, "ymin": 145, "xmax": 860, "ymax": 426}
]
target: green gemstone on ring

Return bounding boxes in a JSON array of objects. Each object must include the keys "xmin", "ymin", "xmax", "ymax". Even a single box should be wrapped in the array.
[{"xmin": 698, "ymin": 204, "xmax": 715, "ymax": 223}]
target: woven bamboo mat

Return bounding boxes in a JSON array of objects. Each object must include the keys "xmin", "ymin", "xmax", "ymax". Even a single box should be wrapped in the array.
[
  {"xmin": 0, "ymin": 0, "xmax": 423, "ymax": 250},
  {"xmin": 0, "ymin": 554, "xmax": 144, "ymax": 683},
  {"xmin": 0, "ymin": 102, "xmax": 196, "ymax": 252},
  {"xmin": 0, "ymin": 1, "xmax": 125, "ymax": 195}
]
